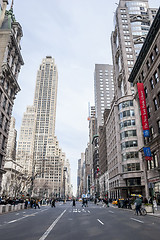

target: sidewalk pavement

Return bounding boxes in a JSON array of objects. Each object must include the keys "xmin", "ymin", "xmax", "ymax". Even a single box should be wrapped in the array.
[
  {"xmin": 147, "ymin": 206, "xmax": 160, "ymax": 218},
  {"xmin": 109, "ymin": 203, "xmax": 160, "ymax": 218}
]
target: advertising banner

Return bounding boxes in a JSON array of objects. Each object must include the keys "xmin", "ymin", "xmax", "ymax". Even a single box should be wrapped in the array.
[
  {"xmin": 143, "ymin": 147, "xmax": 152, "ymax": 161},
  {"xmin": 137, "ymin": 83, "xmax": 150, "ymax": 137}
]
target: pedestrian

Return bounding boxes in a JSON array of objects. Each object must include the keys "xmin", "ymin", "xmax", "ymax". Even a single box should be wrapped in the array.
[
  {"xmin": 153, "ymin": 197, "xmax": 157, "ymax": 211},
  {"xmin": 24, "ymin": 199, "xmax": 28, "ymax": 209},
  {"xmin": 134, "ymin": 197, "xmax": 142, "ymax": 215},
  {"xmin": 30, "ymin": 199, "xmax": 34, "ymax": 208},
  {"xmin": 34, "ymin": 199, "xmax": 40, "ymax": 209},
  {"xmin": 51, "ymin": 198, "xmax": 56, "ymax": 208},
  {"xmin": 72, "ymin": 198, "xmax": 76, "ymax": 207},
  {"xmin": 82, "ymin": 198, "xmax": 86, "ymax": 207}
]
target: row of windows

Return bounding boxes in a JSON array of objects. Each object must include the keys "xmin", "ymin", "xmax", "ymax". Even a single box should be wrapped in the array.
[
  {"xmin": 119, "ymin": 119, "xmax": 135, "ymax": 130},
  {"xmin": 120, "ymin": 130, "xmax": 137, "ymax": 140},
  {"xmin": 118, "ymin": 100, "xmax": 133, "ymax": 110},
  {"xmin": 121, "ymin": 140, "xmax": 138, "ymax": 150},
  {"xmin": 144, "ymin": 121, "xmax": 160, "ymax": 145},
  {"xmin": 139, "ymin": 46, "xmax": 159, "ymax": 82},
  {"xmin": 147, "ymin": 152, "xmax": 158, "ymax": 170},
  {"xmin": 149, "ymin": 67, "xmax": 160, "ymax": 90},
  {"xmin": 122, "ymin": 163, "xmax": 140, "ymax": 172},
  {"xmin": 126, "ymin": 178, "xmax": 141, "ymax": 186},
  {"xmin": 119, "ymin": 109, "xmax": 135, "ymax": 120},
  {"xmin": 122, "ymin": 151, "xmax": 139, "ymax": 162},
  {"xmin": 147, "ymin": 93, "xmax": 160, "ymax": 115}
]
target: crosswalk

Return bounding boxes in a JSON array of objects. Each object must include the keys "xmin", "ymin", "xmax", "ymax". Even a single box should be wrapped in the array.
[{"xmin": 70, "ymin": 208, "xmax": 90, "ymax": 213}]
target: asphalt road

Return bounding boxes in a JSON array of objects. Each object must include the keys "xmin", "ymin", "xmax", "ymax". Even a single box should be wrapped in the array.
[{"xmin": 0, "ymin": 201, "xmax": 160, "ymax": 240}]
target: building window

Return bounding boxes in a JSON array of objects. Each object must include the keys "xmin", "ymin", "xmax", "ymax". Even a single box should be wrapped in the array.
[
  {"xmin": 146, "ymin": 60, "xmax": 150, "ymax": 70},
  {"xmin": 147, "ymin": 106, "xmax": 151, "ymax": 118},
  {"xmin": 148, "ymin": 152, "xmax": 158, "ymax": 170},
  {"xmin": 154, "ymin": 71, "xmax": 159, "ymax": 84},
  {"xmin": 126, "ymin": 178, "xmax": 141, "ymax": 186},
  {"xmin": 122, "ymin": 163, "xmax": 140, "ymax": 172},
  {"xmin": 144, "ymin": 87, "xmax": 147, "ymax": 98},
  {"xmin": 126, "ymin": 47, "xmax": 132, "ymax": 52},
  {"xmin": 158, "ymin": 92, "xmax": 160, "ymax": 106},
  {"xmin": 153, "ymin": 152, "xmax": 158, "ymax": 168},
  {"xmin": 150, "ymin": 78, "xmax": 154, "ymax": 89},
  {"xmin": 121, "ymin": 140, "xmax": 138, "ymax": 150},
  {"xmin": 141, "ymin": 71, "xmax": 144, "ymax": 80},
  {"xmin": 3, "ymin": 97, "xmax": 7, "ymax": 110},
  {"xmin": 150, "ymin": 53, "xmax": 154, "ymax": 63},
  {"xmin": 122, "ymin": 151, "xmax": 138, "ymax": 161},
  {"xmin": 0, "ymin": 154, "xmax": 3, "ymax": 167},
  {"xmin": 118, "ymin": 100, "xmax": 133, "ymax": 110},
  {"xmin": 150, "ymin": 126, "xmax": 154, "ymax": 137},
  {"xmin": 154, "ymin": 45, "xmax": 158, "ymax": 55},
  {"xmin": 2, "ymin": 136, "xmax": 6, "ymax": 150},
  {"xmin": 120, "ymin": 130, "xmax": 137, "ymax": 140},
  {"xmin": 125, "ymin": 41, "xmax": 131, "ymax": 45},
  {"xmin": 153, "ymin": 98, "xmax": 159, "ymax": 111},
  {"xmin": 157, "ymin": 120, "xmax": 160, "ymax": 133}
]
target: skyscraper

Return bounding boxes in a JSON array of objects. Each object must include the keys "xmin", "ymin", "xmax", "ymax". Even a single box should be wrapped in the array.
[
  {"xmin": 17, "ymin": 57, "xmax": 68, "ymax": 198},
  {"xmin": 17, "ymin": 106, "xmax": 36, "ymax": 176},
  {"xmin": 94, "ymin": 64, "xmax": 114, "ymax": 128},
  {"xmin": 33, "ymin": 56, "xmax": 58, "ymax": 177}
]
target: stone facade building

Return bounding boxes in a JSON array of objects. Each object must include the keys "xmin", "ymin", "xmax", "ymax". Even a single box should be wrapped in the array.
[
  {"xmin": 128, "ymin": 8, "xmax": 160, "ymax": 202},
  {"xmin": 0, "ymin": 1, "xmax": 24, "ymax": 190},
  {"xmin": 108, "ymin": 0, "xmax": 158, "ymax": 199}
]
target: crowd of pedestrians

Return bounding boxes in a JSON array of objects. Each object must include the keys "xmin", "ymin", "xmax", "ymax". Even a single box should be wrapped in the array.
[{"xmin": 0, "ymin": 196, "xmax": 24, "ymax": 205}]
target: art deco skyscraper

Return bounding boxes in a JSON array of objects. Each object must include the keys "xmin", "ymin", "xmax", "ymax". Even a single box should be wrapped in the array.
[{"xmin": 33, "ymin": 56, "xmax": 58, "ymax": 177}]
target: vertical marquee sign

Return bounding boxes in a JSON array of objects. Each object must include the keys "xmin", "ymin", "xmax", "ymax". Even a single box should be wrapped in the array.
[
  {"xmin": 137, "ymin": 83, "xmax": 152, "ymax": 160},
  {"xmin": 137, "ymin": 83, "xmax": 150, "ymax": 137}
]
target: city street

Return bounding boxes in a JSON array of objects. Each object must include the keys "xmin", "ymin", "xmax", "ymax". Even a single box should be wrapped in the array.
[{"xmin": 0, "ymin": 201, "xmax": 160, "ymax": 240}]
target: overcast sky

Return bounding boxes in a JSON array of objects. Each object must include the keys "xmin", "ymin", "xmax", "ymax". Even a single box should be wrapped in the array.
[{"xmin": 12, "ymin": 0, "xmax": 159, "ymax": 195}]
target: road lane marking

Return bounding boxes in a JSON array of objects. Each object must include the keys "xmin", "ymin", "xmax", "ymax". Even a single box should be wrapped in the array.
[
  {"xmin": 7, "ymin": 209, "xmax": 48, "ymax": 224},
  {"xmin": 130, "ymin": 218, "xmax": 144, "ymax": 224},
  {"xmin": 39, "ymin": 210, "xmax": 66, "ymax": 240},
  {"xmin": 97, "ymin": 219, "xmax": 104, "ymax": 225},
  {"xmin": 88, "ymin": 210, "xmax": 90, "ymax": 213},
  {"xmin": 109, "ymin": 210, "xmax": 114, "ymax": 214},
  {"xmin": 8, "ymin": 216, "xmax": 27, "ymax": 224}
]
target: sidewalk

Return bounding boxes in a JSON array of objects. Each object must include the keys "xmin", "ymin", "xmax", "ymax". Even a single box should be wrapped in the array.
[
  {"xmin": 147, "ymin": 206, "xmax": 160, "ymax": 218},
  {"xmin": 110, "ymin": 203, "xmax": 160, "ymax": 218}
]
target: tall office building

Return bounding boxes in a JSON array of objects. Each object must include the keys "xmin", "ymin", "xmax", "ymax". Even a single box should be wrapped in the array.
[
  {"xmin": 107, "ymin": 0, "xmax": 158, "ymax": 199},
  {"xmin": 16, "ymin": 106, "xmax": 36, "ymax": 176},
  {"xmin": 112, "ymin": 0, "xmax": 157, "ymax": 99},
  {"xmin": 33, "ymin": 56, "xmax": 58, "ymax": 177},
  {"xmin": 94, "ymin": 64, "xmax": 114, "ymax": 128},
  {"xmin": 16, "ymin": 57, "xmax": 66, "ymax": 198},
  {"xmin": 0, "ymin": 1, "xmax": 24, "ymax": 189}
]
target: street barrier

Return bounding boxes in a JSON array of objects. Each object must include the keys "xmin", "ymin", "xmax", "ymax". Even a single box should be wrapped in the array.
[{"xmin": 0, "ymin": 203, "xmax": 25, "ymax": 214}]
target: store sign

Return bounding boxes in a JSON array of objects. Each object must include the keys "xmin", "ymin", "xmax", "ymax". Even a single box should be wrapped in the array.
[
  {"xmin": 143, "ymin": 147, "xmax": 152, "ymax": 161},
  {"xmin": 137, "ymin": 83, "xmax": 150, "ymax": 137}
]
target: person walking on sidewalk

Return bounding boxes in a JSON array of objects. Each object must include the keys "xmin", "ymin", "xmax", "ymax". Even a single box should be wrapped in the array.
[{"xmin": 135, "ymin": 197, "xmax": 142, "ymax": 215}]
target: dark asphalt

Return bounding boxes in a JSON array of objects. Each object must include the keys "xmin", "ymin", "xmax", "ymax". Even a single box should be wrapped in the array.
[{"xmin": 0, "ymin": 201, "xmax": 160, "ymax": 240}]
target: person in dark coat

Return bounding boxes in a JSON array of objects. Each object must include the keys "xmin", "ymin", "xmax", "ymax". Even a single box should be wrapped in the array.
[
  {"xmin": 72, "ymin": 198, "xmax": 76, "ymax": 207},
  {"xmin": 24, "ymin": 199, "xmax": 28, "ymax": 209},
  {"xmin": 51, "ymin": 198, "xmax": 56, "ymax": 208}
]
